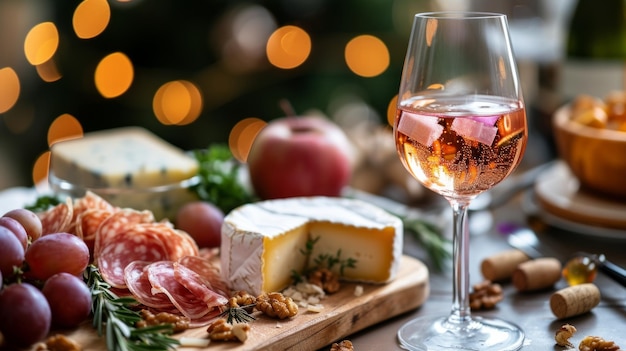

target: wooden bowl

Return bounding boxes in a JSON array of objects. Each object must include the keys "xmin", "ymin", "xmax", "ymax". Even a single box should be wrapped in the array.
[{"xmin": 553, "ymin": 104, "xmax": 626, "ymax": 199}]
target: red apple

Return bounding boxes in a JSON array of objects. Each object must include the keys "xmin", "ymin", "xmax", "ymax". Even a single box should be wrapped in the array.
[{"xmin": 246, "ymin": 115, "xmax": 355, "ymax": 199}]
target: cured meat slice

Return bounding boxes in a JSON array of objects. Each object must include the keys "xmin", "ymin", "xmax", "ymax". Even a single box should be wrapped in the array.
[
  {"xmin": 173, "ymin": 262, "xmax": 228, "ymax": 309},
  {"xmin": 93, "ymin": 208, "xmax": 155, "ymax": 260},
  {"xmin": 124, "ymin": 261, "xmax": 173, "ymax": 309},
  {"xmin": 146, "ymin": 261, "xmax": 211, "ymax": 320},
  {"xmin": 97, "ymin": 229, "xmax": 167, "ymax": 288},
  {"xmin": 39, "ymin": 197, "xmax": 73, "ymax": 235},
  {"xmin": 139, "ymin": 222, "xmax": 199, "ymax": 261},
  {"xmin": 74, "ymin": 208, "xmax": 114, "ymax": 240},
  {"xmin": 73, "ymin": 191, "xmax": 115, "ymax": 216},
  {"xmin": 178, "ymin": 255, "xmax": 229, "ymax": 297}
]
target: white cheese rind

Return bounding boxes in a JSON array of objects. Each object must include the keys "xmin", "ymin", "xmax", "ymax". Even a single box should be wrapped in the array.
[{"xmin": 221, "ymin": 196, "xmax": 403, "ymax": 296}]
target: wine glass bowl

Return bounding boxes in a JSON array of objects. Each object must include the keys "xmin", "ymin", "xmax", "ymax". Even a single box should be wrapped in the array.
[{"xmin": 394, "ymin": 12, "xmax": 527, "ymax": 350}]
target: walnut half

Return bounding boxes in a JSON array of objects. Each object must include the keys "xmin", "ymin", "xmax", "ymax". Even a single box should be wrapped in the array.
[
  {"xmin": 330, "ymin": 340, "xmax": 354, "ymax": 351},
  {"xmin": 469, "ymin": 280, "xmax": 503, "ymax": 310},
  {"xmin": 206, "ymin": 318, "xmax": 250, "ymax": 342},
  {"xmin": 555, "ymin": 324, "xmax": 577, "ymax": 348},
  {"xmin": 255, "ymin": 292, "xmax": 299, "ymax": 319},
  {"xmin": 579, "ymin": 336, "xmax": 623, "ymax": 351}
]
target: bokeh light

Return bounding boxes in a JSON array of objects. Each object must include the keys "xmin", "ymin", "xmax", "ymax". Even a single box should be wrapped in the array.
[
  {"xmin": 48, "ymin": 114, "xmax": 84, "ymax": 147},
  {"xmin": 35, "ymin": 59, "xmax": 62, "ymax": 82},
  {"xmin": 153, "ymin": 80, "xmax": 203, "ymax": 125},
  {"xmin": 0, "ymin": 67, "xmax": 20, "ymax": 113},
  {"xmin": 214, "ymin": 5, "xmax": 276, "ymax": 73},
  {"xmin": 32, "ymin": 151, "xmax": 50, "ymax": 189},
  {"xmin": 228, "ymin": 117, "xmax": 267, "ymax": 163},
  {"xmin": 94, "ymin": 52, "xmax": 134, "ymax": 98},
  {"xmin": 24, "ymin": 22, "xmax": 59, "ymax": 66},
  {"xmin": 266, "ymin": 25, "xmax": 311, "ymax": 69},
  {"xmin": 73, "ymin": 0, "xmax": 111, "ymax": 39},
  {"xmin": 345, "ymin": 35, "xmax": 390, "ymax": 77}
]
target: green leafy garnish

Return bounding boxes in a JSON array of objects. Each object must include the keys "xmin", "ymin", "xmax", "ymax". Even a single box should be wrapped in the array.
[
  {"xmin": 189, "ymin": 144, "xmax": 257, "ymax": 213},
  {"xmin": 84, "ymin": 265, "xmax": 179, "ymax": 351},
  {"xmin": 25, "ymin": 195, "xmax": 61, "ymax": 212}
]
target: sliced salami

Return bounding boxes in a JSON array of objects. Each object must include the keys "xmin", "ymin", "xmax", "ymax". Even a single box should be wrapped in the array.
[
  {"xmin": 93, "ymin": 208, "xmax": 155, "ymax": 261},
  {"xmin": 173, "ymin": 262, "xmax": 228, "ymax": 309},
  {"xmin": 125, "ymin": 261, "xmax": 173, "ymax": 309},
  {"xmin": 139, "ymin": 222, "xmax": 199, "ymax": 261},
  {"xmin": 39, "ymin": 197, "xmax": 73, "ymax": 235},
  {"xmin": 97, "ymin": 229, "xmax": 168, "ymax": 288},
  {"xmin": 73, "ymin": 191, "xmax": 115, "ymax": 215},
  {"xmin": 146, "ymin": 261, "xmax": 211, "ymax": 320},
  {"xmin": 178, "ymin": 255, "xmax": 229, "ymax": 297},
  {"xmin": 74, "ymin": 208, "xmax": 114, "ymax": 240}
]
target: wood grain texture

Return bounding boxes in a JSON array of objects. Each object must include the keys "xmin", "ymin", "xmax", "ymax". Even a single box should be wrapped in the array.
[{"xmin": 40, "ymin": 255, "xmax": 428, "ymax": 351}]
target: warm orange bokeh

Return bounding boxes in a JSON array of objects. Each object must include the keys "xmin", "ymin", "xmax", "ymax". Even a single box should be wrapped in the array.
[
  {"xmin": 0, "ymin": 67, "xmax": 20, "ymax": 113},
  {"xmin": 48, "ymin": 114, "xmax": 84, "ymax": 147},
  {"xmin": 228, "ymin": 117, "xmax": 267, "ymax": 162},
  {"xmin": 345, "ymin": 35, "xmax": 389, "ymax": 78},
  {"xmin": 24, "ymin": 22, "xmax": 59, "ymax": 66},
  {"xmin": 95, "ymin": 52, "xmax": 134, "ymax": 98},
  {"xmin": 73, "ymin": 0, "xmax": 111, "ymax": 39},
  {"xmin": 266, "ymin": 25, "xmax": 311, "ymax": 69},
  {"xmin": 153, "ymin": 80, "xmax": 203, "ymax": 125}
]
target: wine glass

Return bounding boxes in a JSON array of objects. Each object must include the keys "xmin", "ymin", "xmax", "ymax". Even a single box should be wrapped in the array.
[{"xmin": 394, "ymin": 12, "xmax": 527, "ymax": 351}]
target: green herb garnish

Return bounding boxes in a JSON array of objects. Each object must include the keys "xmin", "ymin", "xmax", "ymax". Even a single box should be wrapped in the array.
[
  {"xmin": 293, "ymin": 236, "xmax": 358, "ymax": 281},
  {"xmin": 25, "ymin": 195, "xmax": 61, "ymax": 212},
  {"xmin": 84, "ymin": 265, "xmax": 179, "ymax": 351},
  {"xmin": 190, "ymin": 144, "xmax": 257, "ymax": 213},
  {"xmin": 313, "ymin": 249, "xmax": 357, "ymax": 276},
  {"xmin": 402, "ymin": 216, "xmax": 452, "ymax": 272},
  {"xmin": 219, "ymin": 304, "xmax": 256, "ymax": 324}
]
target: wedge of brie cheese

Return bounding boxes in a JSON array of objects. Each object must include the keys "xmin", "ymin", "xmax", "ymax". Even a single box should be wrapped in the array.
[{"xmin": 221, "ymin": 196, "xmax": 403, "ymax": 295}]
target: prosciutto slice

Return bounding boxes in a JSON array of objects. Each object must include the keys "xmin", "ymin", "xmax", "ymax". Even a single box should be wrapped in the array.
[
  {"xmin": 173, "ymin": 262, "xmax": 228, "ymax": 309},
  {"xmin": 178, "ymin": 255, "xmax": 229, "ymax": 297},
  {"xmin": 146, "ymin": 261, "xmax": 212, "ymax": 320},
  {"xmin": 124, "ymin": 261, "xmax": 173, "ymax": 309}
]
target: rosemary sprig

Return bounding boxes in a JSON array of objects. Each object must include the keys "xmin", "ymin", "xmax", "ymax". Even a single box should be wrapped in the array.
[
  {"xmin": 313, "ymin": 249, "xmax": 357, "ymax": 276},
  {"xmin": 84, "ymin": 265, "xmax": 180, "ymax": 351},
  {"xmin": 219, "ymin": 304, "xmax": 257, "ymax": 324},
  {"xmin": 402, "ymin": 216, "xmax": 452, "ymax": 272}
]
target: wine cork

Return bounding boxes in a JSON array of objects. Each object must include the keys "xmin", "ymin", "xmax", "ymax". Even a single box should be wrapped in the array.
[
  {"xmin": 512, "ymin": 257, "xmax": 562, "ymax": 292},
  {"xmin": 480, "ymin": 249, "xmax": 531, "ymax": 282},
  {"xmin": 550, "ymin": 283, "xmax": 601, "ymax": 319}
]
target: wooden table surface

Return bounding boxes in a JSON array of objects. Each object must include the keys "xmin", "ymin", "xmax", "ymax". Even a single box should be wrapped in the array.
[{"xmin": 330, "ymin": 190, "xmax": 626, "ymax": 351}]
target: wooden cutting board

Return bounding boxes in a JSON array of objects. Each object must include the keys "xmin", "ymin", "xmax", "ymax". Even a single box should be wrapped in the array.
[{"xmin": 40, "ymin": 255, "xmax": 428, "ymax": 351}]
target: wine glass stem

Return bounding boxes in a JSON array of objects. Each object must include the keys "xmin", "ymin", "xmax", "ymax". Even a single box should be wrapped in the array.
[{"xmin": 450, "ymin": 199, "xmax": 472, "ymax": 324}]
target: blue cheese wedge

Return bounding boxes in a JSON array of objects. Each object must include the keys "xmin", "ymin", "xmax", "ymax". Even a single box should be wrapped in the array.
[
  {"xmin": 49, "ymin": 127, "xmax": 199, "ymax": 219},
  {"xmin": 50, "ymin": 126, "xmax": 198, "ymax": 188},
  {"xmin": 221, "ymin": 197, "xmax": 403, "ymax": 296}
]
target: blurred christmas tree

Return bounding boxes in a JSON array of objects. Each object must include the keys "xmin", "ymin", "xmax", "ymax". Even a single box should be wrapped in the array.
[{"xmin": 1, "ymin": 0, "xmax": 434, "ymax": 187}]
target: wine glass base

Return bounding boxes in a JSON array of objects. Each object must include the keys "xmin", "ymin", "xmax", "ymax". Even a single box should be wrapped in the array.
[{"xmin": 397, "ymin": 315, "xmax": 524, "ymax": 351}]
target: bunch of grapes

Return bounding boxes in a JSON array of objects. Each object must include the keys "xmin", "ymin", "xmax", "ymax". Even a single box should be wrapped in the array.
[{"xmin": 0, "ymin": 209, "xmax": 92, "ymax": 348}]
